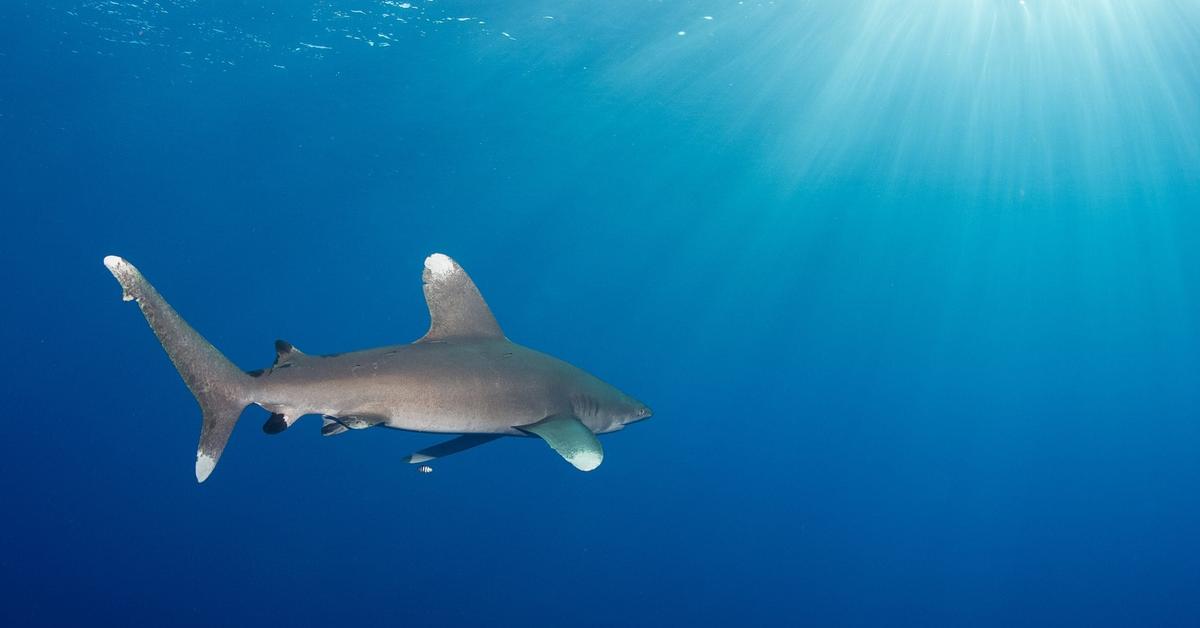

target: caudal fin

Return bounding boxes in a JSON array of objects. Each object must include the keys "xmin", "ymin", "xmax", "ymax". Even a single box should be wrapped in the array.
[{"xmin": 103, "ymin": 256, "xmax": 255, "ymax": 482}]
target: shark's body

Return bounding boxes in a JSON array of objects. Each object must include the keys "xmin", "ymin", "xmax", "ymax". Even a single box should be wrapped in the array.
[
  {"xmin": 259, "ymin": 339, "xmax": 632, "ymax": 436},
  {"xmin": 104, "ymin": 253, "xmax": 650, "ymax": 482}
]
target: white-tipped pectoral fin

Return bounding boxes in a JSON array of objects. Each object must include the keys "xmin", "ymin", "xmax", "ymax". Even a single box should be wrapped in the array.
[{"xmin": 517, "ymin": 414, "xmax": 604, "ymax": 472}]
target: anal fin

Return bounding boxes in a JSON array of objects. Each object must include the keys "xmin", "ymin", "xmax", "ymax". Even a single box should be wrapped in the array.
[{"xmin": 263, "ymin": 413, "xmax": 299, "ymax": 434}]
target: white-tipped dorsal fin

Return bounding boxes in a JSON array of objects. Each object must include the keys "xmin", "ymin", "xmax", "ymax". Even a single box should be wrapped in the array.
[{"xmin": 418, "ymin": 253, "xmax": 504, "ymax": 342}]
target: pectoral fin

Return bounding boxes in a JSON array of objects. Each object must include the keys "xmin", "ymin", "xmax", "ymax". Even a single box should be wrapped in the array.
[
  {"xmin": 518, "ymin": 414, "xmax": 603, "ymax": 472},
  {"xmin": 404, "ymin": 433, "xmax": 504, "ymax": 464}
]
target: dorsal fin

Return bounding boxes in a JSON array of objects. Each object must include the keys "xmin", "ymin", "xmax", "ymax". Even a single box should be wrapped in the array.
[
  {"xmin": 274, "ymin": 339, "xmax": 304, "ymax": 365},
  {"xmin": 418, "ymin": 253, "xmax": 504, "ymax": 342}
]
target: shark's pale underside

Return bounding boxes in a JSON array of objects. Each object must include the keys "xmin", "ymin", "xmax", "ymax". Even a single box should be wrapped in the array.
[{"xmin": 104, "ymin": 253, "xmax": 651, "ymax": 482}]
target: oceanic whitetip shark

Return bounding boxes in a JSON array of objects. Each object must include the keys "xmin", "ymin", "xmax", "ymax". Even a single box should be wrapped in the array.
[{"xmin": 103, "ymin": 253, "xmax": 651, "ymax": 482}]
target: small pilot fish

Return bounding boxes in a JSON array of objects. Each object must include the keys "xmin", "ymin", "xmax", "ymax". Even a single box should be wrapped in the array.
[{"xmin": 417, "ymin": 465, "xmax": 433, "ymax": 474}]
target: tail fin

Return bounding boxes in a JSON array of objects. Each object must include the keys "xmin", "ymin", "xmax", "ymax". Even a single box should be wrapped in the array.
[{"xmin": 103, "ymin": 256, "xmax": 255, "ymax": 483}]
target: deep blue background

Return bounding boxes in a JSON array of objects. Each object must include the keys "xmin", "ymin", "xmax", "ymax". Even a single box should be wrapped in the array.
[{"xmin": 2, "ymin": 2, "xmax": 1199, "ymax": 626}]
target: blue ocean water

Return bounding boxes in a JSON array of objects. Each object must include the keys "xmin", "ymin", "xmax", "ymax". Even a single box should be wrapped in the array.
[{"xmin": 2, "ymin": 1, "xmax": 1199, "ymax": 625}]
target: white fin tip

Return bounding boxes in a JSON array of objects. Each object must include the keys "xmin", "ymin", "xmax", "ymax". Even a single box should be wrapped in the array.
[
  {"xmin": 195, "ymin": 453, "xmax": 216, "ymax": 483},
  {"xmin": 424, "ymin": 253, "xmax": 456, "ymax": 278},
  {"xmin": 103, "ymin": 255, "xmax": 139, "ymax": 301},
  {"xmin": 568, "ymin": 450, "xmax": 603, "ymax": 472}
]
